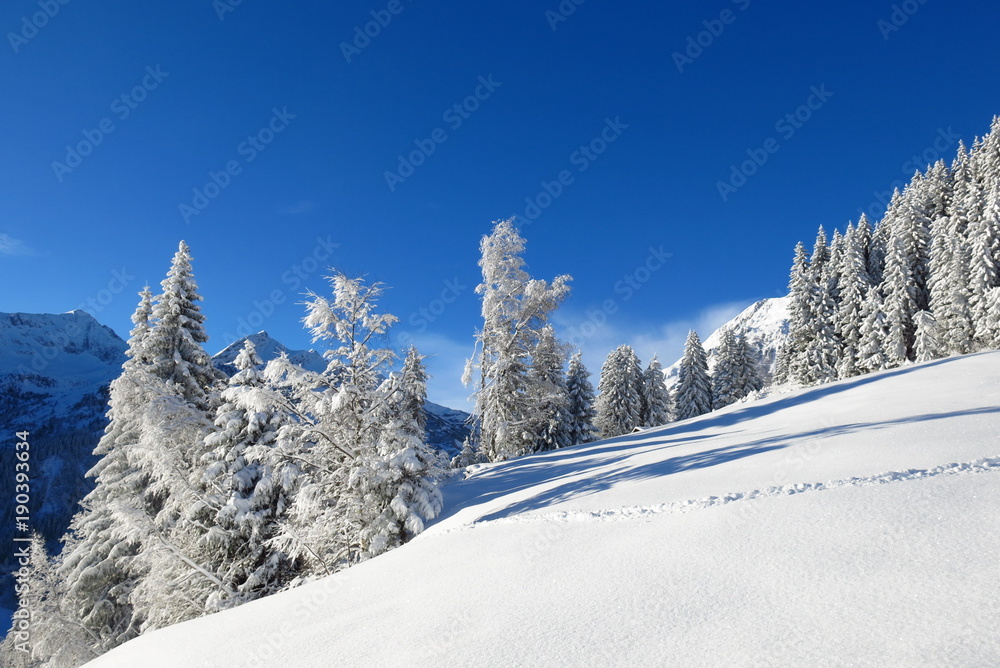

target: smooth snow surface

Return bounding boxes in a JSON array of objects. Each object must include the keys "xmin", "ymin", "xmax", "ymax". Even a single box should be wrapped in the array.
[{"xmin": 86, "ymin": 353, "xmax": 1000, "ymax": 667}]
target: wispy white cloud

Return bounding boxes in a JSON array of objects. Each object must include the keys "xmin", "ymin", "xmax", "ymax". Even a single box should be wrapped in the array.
[
  {"xmin": 0, "ymin": 233, "xmax": 33, "ymax": 256},
  {"xmin": 553, "ymin": 299, "xmax": 753, "ymax": 380},
  {"xmin": 277, "ymin": 200, "xmax": 318, "ymax": 216}
]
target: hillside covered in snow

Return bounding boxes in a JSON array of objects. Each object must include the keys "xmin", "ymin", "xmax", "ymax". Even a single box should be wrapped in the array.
[{"xmin": 85, "ymin": 352, "xmax": 1000, "ymax": 667}]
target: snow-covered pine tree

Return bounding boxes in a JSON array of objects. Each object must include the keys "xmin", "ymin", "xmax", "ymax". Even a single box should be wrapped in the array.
[
  {"xmin": 855, "ymin": 213, "xmax": 878, "ymax": 286},
  {"xmin": 565, "ymin": 351, "xmax": 598, "ymax": 446},
  {"xmin": 527, "ymin": 325, "xmax": 572, "ymax": 451},
  {"xmin": 465, "ymin": 219, "xmax": 571, "ymax": 462},
  {"xmin": 968, "ymin": 183, "xmax": 1000, "ymax": 347},
  {"xmin": 59, "ymin": 287, "xmax": 158, "ymax": 652},
  {"xmin": 126, "ymin": 242, "xmax": 223, "ymax": 632},
  {"xmin": 775, "ymin": 242, "xmax": 811, "ymax": 383},
  {"xmin": 674, "ymin": 331, "xmax": 712, "ymax": 421},
  {"xmin": 640, "ymin": 356, "xmax": 671, "ymax": 427},
  {"xmin": 736, "ymin": 334, "xmax": 764, "ymax": 397},
  {"xmin": 881, "ymin": 235, "xmax": 917, "ymax": 367},
  {"xmin": 196, "ymin": 339, "xmax": 298, "ymax": 612},
  {"xmin": 913, "ymin": 310, "xmax": 944, "ymax": 362},
  {"xmin": 857, "ymin": 288, "xmax": 889, "ymax": 374},
  {"xmin": 266, "ymin": 272, "xmax": 400, "ymax": 573},
  {"xmin": 0, "ymin": 533, "xmax": 96, "ymax": 668},
  {"xmin": 348, "ymin": 346, "xmax": 443, "ymax": 559},
  {"xmin": 835, "ymin": 222, "xmax": 870, "ymax": 379},
  {"xmin": 981, "ymin": 287, "xmax": 1000, "ymax": 350},
  {"xmin": 712, "ymin": 328, "xmax": 743, "ymax": 409},
  {"xmin": 802, "ymin": 243, "xmax": 839, "ymax": 386},
  {"xmin": 594, "ymin": 345, "xmax": 643, "ymax": 437}
]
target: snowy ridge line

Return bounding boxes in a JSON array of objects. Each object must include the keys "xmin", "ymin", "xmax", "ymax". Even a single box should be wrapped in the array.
[{"xmin": 446, "ymin": 455, "xmax": 1000, "ymax": 531}]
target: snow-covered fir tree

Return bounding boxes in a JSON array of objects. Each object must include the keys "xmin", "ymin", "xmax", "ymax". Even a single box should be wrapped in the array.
[
  {"xmin": 674, "ymin": 331, "xmax": 712, "ymax": 421},
  {"xmin": 347, "ymin": 346, "xmax": 444, "ymax": 559},
  {"xmin": 640, "ymin": 356, "xmax": 671, "ymax": 427},
  {"xmin": 565, "ymin": 351, "xmax": 598, "ymax": 446},
  {"xmin": 913, "ymin": 310, "xmax": 944, "ymax": 362},
  {"xmin": 465, "ymin": 219, "xmax": 571, "ymax": 462},
  {"xmin": 713, "ymin": 329, "xmax": 762, "ymax": 408},
  {"xmin": 594, "ymin": 345, "xmax": 643, "ymax": 437},
  {"xmin": 775, "ymin": 242, "xmax": 811, "ymax": 384},
  {"xmin": 58, "ymin": 287, "xmax": 158, "ymax": 652},
  {"xmin": 857, "ymin": 287, "xmax": 889, "ymax": 374},
  {"xmin": 526, "ymin": 325, "xmax": 572, "ymax": 451},
  {"xmin": 197, "ymin": 340, "xmax": 298, "ymax": 611},
  {"xmin": 835, "ymin": 222, "xmax": 870, "ymax": 379}
]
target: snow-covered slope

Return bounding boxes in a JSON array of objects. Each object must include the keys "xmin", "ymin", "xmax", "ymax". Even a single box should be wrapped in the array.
[
  {"xmin": 665, "ymin": 296, "xmax": 789, "ymax": 387},
  {"xmin": 85, "ymin": 352, "xmax": 1000, "ymax": 667}
]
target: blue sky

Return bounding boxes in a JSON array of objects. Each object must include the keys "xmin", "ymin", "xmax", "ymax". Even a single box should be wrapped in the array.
[{"xmin": 3, "ymin": 0, "xmax": 1000, "ymax": 408}]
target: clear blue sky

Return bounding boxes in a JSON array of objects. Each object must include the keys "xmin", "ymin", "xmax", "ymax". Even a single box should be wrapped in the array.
[{"xmin": 3, "ymin": 0, "xmax": 1000, "ymax": 408}]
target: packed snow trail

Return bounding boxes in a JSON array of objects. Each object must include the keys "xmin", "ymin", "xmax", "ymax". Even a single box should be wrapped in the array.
[{"xmin": 444, "ymin": 454, "xmax": 1000, "ymax": 529}]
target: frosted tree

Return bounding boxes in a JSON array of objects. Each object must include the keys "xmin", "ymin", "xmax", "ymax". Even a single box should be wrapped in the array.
[
  {"xmin": 527, "ymin": 325, "xmax": 572, "ymax": 451},
  {"xmin": 594, "ymin": 345, "xmax": 643, "ymax": 437},
  {"xmin": 565, "ymin": 351, "xmax": 598, "ymax": 445},
  {"xmin": 347, "ymin": 346, "xmax": 443, "ymax": 559},
  {"xmin": 674, "ymin": 331, "xmax": 712, "ymax": 421},
  {"xmin": 775, "ymin": 242, "xmax": 811, "ymax": 383},
  {"xmin": 913, "ymin": 311, "xmax": 944, "ymax": 362},
  {"xmin": 268, "ymin": 272, "xmax": 401, "ymax": 573},
  {"xmin": 855, "ymin": 213, "xmax": 878, "ymax": 285},
  {"xmin": 881, "ymin": 235, "xmax": 916, "ymax": 367},
  {"xmin": 126, "ymin": 242, "xmax": 223, "ymax": 632},
  {"xmin": 857, "ymin": 288, "xmax": 889, "ymax": 374},
  {"xmin": 196, "ymin": 340, "xmax": 298, "ymax": 612},
  {"xmin": 0, "ymin": 533, "xmax": 96, "ymax": 668},
  {"xmin": 737, "ymin": 334, "xmax": 764, "ymax": 396},
  {"xmin": 802, "ymin": 257, "xmax": 839, "ymax": 385},
  {"xmin": 969, "ymin": 191, "xmax": 1000, "ymax": 346},
  {"xmin": 465, "ymin": 219, "xmax": 571, "ymax": 462},
  {"xmin": 144, "ymin": 240, "xmax": 223, "ymax": 410},
  {"xmin": 59, "ymin": 287, "xmax": 158, "ymax": 652},
  {"xmin": 714, "ymin": 330, "xmax": 762, "ymax": 408},
  {"xmin": 712, "ymin": 328, "xmax": 743, "ymax": 409},
  {"xmin": 835, "ymin": 223, "xmax": 870, "ymax": 379},
  {"xmin": 980, "ymin": 287, "xmax": 1000, "ymax": 350},
  {"xmin": 640, "ymin": 356, "xmax": 671, "ymax": 427}
]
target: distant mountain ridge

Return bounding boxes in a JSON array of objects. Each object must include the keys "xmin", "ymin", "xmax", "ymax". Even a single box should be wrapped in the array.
[{"xmin": 665, "ymin": 297, "xmax": 789, "ymax": 387}]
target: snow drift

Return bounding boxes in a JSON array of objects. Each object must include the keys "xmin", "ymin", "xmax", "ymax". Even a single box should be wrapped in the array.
[{"xmin": 85, "ymin": 352, "xmax": 1000, "ymax": 667}]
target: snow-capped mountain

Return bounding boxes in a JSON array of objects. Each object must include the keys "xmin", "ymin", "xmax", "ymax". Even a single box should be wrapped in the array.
[
  {"xmin": 84, "ymin": 352, "xmax": 1000, "ymax": 667},
  {"xmin": 0, "ymin": 312, "xmax": 128, "ymax": 616},
  {"xmin": 212, "ymin": 331, "xmax": 327, "ymax": 375},
  {"xmin": 212, "ymin": 332, "xmax": 471, "ymax": 456},
  {"xmin": 665, "ymin": 296, "xmax": 789, "ymax": 387}
]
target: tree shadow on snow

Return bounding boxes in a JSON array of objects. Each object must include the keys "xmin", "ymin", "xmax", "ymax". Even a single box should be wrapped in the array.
[{"xmin": 439, "ymin": 400, "xmax": 1000, "ymax": 525}]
